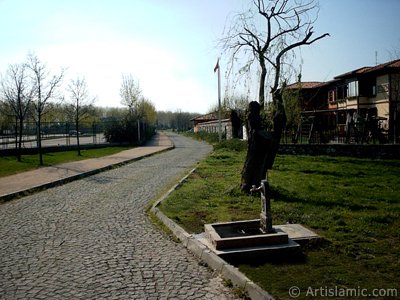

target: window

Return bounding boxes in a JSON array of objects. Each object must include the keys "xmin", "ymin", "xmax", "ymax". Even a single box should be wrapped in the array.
[
  {"xmin": 328, "ymin": 90, "xmax": 336, "ymax": 103},
  {"xmin": 337, "ymin": 85, "xmax": 347, "ymax": 100},
  {"xmin": 348, "ymin": 80, "xmax": 359, "ymax": 97}
]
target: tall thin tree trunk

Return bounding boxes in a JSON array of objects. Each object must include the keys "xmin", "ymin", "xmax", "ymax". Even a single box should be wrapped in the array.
[
  {"xmin": 258, "ymin": 56, "xmax": 267, "ymax": 109},
  {"xmin": 14, "ymin": 117, "xmax": 19, "ymax": 161},
  {"xmin": 37, "ymin": 113, "xmax": 43, "ymax": 166},
  {"xmin": 76, "ymin": 121, "xmax": 81, "ymax": 156},
  {"xmin": 18, "ymin": 117, "xmax": 23, "ymax": 162}
]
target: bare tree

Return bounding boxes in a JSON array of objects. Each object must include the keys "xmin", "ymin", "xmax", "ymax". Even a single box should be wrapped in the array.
[
  {"xmin": 0, "ymin": 63, "xmax": 34, "ymax": 161},
  {"xmin": 67, "ymin": 76, "xmax": 96, "ymax": 156},
  {"xmin": 120, "ymin": 74, "xmax": 143, "ymax": 141},
  {"xmin": 221, "ymin": 0, "xmax": 329, "ymax": 192},
  {"xmin": 120, "ymin": 74, "xmax": 142, "ymax": 117},
  {"xmin": 27, "ymin": 53, "xmax": 64, "ymax": 165}
]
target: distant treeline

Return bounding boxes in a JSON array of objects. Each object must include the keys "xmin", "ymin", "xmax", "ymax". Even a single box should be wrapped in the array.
[{"xmin": 156, "ymin": 110, "xmax": 199, "ymax": 131}]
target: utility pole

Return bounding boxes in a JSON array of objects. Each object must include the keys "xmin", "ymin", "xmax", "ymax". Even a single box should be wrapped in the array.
[{"xmin": 214, "ymin": 58, "xmax": 222, "ymax": 141}]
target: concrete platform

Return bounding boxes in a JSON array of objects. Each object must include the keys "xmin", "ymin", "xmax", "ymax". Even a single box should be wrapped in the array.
[
  {"xmin": 205, "ymin": 220, "xmax": 289, "ymax": 250},
  {"xmin": 274, "ymin": 223, "xmax": 320, "ymax": 245},
  {"xmin": 200, "ymin": 221, "xmax": 320, "ymax": 260},
  {"xmin": 198, "ymin": 233, "xmax": 300, "ymax": 260}
]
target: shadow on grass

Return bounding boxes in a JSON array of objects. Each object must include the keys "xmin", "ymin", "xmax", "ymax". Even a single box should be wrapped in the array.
[
  {"xmin": 229, "ymin": 249, "xmax": 308, "ymax": 267},
  {"xmin": 299, "ymin": 169, "xmax": 342, "ymax": 177},
  {"xmin": 270, "ymin": 185, "xmax": 377, "ymax": 211}
]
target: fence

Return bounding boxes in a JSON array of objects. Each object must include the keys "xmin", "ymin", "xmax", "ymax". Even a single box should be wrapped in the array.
[
  {"xmin": 0, "ymin": 122, "xmax": 106, "ymax": 150},
  {"xmin": 280, "ymin": 125, "xmax": 392, "ymax": 145}
]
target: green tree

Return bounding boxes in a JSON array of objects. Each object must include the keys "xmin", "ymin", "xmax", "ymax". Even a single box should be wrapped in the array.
[{"xmin": 283, "ymin": 82, "xmax": 301, "ymax": 134}]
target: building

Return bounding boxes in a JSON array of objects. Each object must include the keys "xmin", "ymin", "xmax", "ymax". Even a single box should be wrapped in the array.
[
  {"xmin": 191, "ymin": 111, "xmax": 243, "ymax": 140},
  {"xmin": 287, "ymin": 59, "xmax": 400, "ymax": 143}
]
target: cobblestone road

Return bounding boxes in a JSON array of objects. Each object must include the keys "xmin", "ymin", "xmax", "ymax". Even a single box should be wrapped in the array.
[{"xmin": 0, "ymin": 133, "xmax": 239, "ymax": 300}]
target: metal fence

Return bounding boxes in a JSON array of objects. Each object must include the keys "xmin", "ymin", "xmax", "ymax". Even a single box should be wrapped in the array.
[
  {"xmin": 280, "ymin": 125, "xmax": 391, "ymax": 145},
  {"xmin": 0, "ymin": 122, "xmax": 106, "ymax": 150}
]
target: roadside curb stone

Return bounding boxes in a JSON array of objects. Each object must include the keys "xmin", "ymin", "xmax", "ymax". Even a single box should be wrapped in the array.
[{"xmin": 151, "ymin": 168, "xmax": 275, "ymax": 300}]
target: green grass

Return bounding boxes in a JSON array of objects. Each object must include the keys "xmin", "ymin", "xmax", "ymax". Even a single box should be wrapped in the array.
[
  {"xmin": 0, "ymin": 146, "xmax": 133, "ymax": 177},
  {"xmin": 159, "ymin": 143, "xmax": 400, "ymax": 299}
]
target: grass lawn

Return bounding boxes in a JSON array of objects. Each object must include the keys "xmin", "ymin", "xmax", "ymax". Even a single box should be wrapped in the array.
[
  {"xmin": 159, "ymin": 140, "xmax": 400, "ymax": 299},
  {"xmin": 0, "ymin": 146, "xmax": 133, "ymax": 177}
]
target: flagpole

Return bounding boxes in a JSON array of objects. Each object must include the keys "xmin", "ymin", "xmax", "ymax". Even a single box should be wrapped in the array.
[{"xmin": 217, "ymin": 60, "xmax": 222, "ymax": 141}]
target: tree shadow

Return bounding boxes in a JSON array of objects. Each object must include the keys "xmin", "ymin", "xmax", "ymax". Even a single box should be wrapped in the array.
[
  {"xmin": 229, "ymin": 249, "xmax": 308, "ymax": 267},
  {"xmin": 270, "ymin": 186, "xmax": 377, "ymax": 211},
  {"xmin": 300, "ymin": 169, "xmax": 342, "ymax": 177}
]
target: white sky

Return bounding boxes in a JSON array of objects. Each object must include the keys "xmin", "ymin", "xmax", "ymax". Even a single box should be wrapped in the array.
[{"xmin": 0, "ymin": 0, "xmax": 399, "ymax": 113}]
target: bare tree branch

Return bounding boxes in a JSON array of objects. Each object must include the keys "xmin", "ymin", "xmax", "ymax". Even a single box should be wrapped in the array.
[
  {"xmin": 221, "ymin": 0, "xmax": 329, "ymax": 108},
  {"xmin": 220, "ymin": 0, "xmax": 329, "ymax": 192},
  {"xmin": 26, "ymin": 52, "xmax": 64, "ymax": 165},
  {"xmin": 0, "ymin": 63, "xmax": 34, "ymax": 161},
  {"xmin": 67, "ymin": 76, "xmax": 96, "ymax": 156}
]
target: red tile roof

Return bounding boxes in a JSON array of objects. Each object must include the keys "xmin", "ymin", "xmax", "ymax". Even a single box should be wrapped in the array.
[
  {"xmin": 190, "ymin": 112, "xmax": 218, "ymax": 122},
  {"xmin": 335, "ymin": 59, "xmax": 400, "ymax": 79},
  {"xmin": 285, "ymin": 81, "xmax": 324, "ymax": 89},
  {"xmin": 364, "ymin": 59, "xmax": 400, "ymax": 73},
  {"xmin": 191, "ymin": 111, "xmax": 231, "ymax": 122}
]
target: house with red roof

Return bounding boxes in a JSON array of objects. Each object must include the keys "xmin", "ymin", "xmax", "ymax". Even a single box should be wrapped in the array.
[{"xmin": 286, "ymin": 59, "xmax": 400, "ymax": 143}]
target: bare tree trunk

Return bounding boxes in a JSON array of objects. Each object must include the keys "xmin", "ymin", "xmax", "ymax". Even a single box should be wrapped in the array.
[
  {"xmin": 241, "ymin": 92, "xmax": 286, "ymax": 193},
  {"xmin": 14, "ymin": 117, "xmax": 19, "ymax": 161},
  {"xmin": 18, "ymin": 117, "xmax": 23, "ymax": 162},
  {"xmin": 37, "ymin": 113, "xmax": 43, "ymax": 166},
  {"xmin": 76, "ymin": 119, "xmax": 81, "ymax": 156},
  {"xmin": 258, "ymin": 56, "xmax": 267, "ymax": 109},
  {"xmin": 241, "ymin": 101, "xmax": 272, "ymax": 192},
  {"xmin": 264, "ymin": 90, "xmax": 287, "ymax": 171}
]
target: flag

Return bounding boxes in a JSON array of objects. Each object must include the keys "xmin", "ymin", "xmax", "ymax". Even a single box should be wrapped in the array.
[{"xmin": 214, "ymin": 59, "xmax": 219, "ymax": 73}]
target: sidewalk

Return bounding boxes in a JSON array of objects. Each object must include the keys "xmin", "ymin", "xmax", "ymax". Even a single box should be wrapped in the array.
[{"xmin": 0, "ymin": 133, "xmax": 174, "ymax": 202}]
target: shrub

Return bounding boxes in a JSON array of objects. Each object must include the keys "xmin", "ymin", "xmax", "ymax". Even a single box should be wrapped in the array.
[
  {"xmin": 104, "ymin": 119, "xmax": 138, "ymax": 143},
  {"xmin": 214, "ymin": 139, "xmax": 247, "ymax": 152},
  {"xmin": 183, "ymin": 131, "xmax": 220, "ymax": 144}
]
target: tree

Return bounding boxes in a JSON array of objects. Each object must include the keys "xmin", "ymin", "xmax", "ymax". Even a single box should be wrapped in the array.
[
  {"xmin": 120, "ymin": 74, "xmax": 141, "ymax": 116},
  {"xmin": 156, "ymin": 110, "xmax": 199, "ymax": 131},
  {"xmin": 283, "ymin": 79, "xmax": 302, "ymax": 139},
  {"xmin": 0, "ymin": 63, "xmax": 34, "ymax": 161},
  {"xmin": 221, "ymin": 0, "xmax": 329, "ymax": 192},
  {"xmin": 136, "ymin": 98, "xmax": 157, "ymax": 139},
  {"xmin": 67, "ymin": 76, "xmax": 96, "ymax": 155},
  {"xmin": 27, "ymin": 53, "xmax": 64, "ymax": 165},
  {"xmin": 120, "ymin": 74, "xmax": 143, "ymax": 140}
]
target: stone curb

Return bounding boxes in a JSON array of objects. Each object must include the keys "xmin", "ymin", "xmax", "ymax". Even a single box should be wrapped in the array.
[
  {"xmin": 0, "ymin": 145, "xmax": 174, "ymax": 203},
  {"xmin": 150, "ymin": 168, "xmax": 275, "ymax": 300}
]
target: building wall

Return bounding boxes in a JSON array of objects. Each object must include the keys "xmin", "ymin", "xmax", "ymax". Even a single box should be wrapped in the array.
[
  {"xmin": 376, "ymin": 74, "xmax": 389, "ymax": 101},
  {"xmin": 197, "ymin": 119, "xmax": 233, "ymax": 139},
  {"xmin": 391, "ymin": 73, "xmax": 400, "ymax": 104},
  {"xmin": 374, "ymin": 75, "xmax": 390, "ymax": 129}
]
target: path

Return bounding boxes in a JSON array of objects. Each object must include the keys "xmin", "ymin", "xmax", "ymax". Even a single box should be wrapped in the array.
[
  {"xmin": 0, "ymin": 133, "xmax": 172, "ymax": 201},
  {"xmin": 0, "ymin": 133, "xmax": 239, "ymax": 299}
]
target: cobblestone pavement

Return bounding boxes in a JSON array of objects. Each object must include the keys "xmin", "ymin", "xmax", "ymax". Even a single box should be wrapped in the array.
[{"xmin": 0, "ymin": 133, "xmax": 240, "ymax": 300}]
